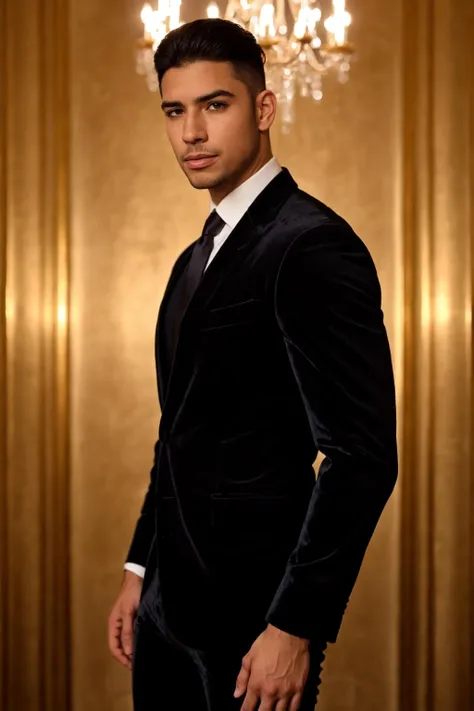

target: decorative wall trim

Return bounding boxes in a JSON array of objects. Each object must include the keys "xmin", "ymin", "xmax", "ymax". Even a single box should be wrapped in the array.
[
  {"xmin": 0, "ymin": 0, "xmax": 9, "ymax": 706},
  {"xmin": 470, "ymin": 60, "xmax": 474, "ymax": 711},
  {"xmin": 399, "ymin": 0, "xmax": 435, "ymax": 705},
  {"xmin": 399, "ymin": 0, "xmax": 473, "ymax": 709},
  {"xmin": 1, "ymin": 0, "xmax": 72, "ymax": 708},
  {"xmin": 37, "ymin": 0, "xmax": 72, "ymax": 707}
]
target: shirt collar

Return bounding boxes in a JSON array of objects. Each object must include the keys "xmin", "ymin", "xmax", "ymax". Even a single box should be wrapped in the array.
[{"xmin": 209, "ymin": 157, "xmax": 282, "ymax": 229}]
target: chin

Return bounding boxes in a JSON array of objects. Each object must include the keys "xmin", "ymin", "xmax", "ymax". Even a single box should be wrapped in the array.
[{"xmin": 186, "ymin": 172, "xmax": 223, "ymax": 191}]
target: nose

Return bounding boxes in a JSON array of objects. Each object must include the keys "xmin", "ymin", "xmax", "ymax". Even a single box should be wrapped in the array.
[{"xmin": 182, "ymin": 110, "xmax": 208, "ymax": 145}]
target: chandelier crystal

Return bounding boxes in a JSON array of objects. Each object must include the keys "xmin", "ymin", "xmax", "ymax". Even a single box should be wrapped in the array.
[{"xmin": 136, "ymin": 0, "xmax": 354, "ymax": 131}]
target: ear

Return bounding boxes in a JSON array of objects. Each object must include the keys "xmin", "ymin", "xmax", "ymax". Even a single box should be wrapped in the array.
[{"xmin": 256, "ymin": 90, "xmax": 277, "ymax": 131}]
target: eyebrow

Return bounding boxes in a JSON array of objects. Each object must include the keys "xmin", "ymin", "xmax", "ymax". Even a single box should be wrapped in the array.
[{"xmin": 161, "ymin": 89, "xmax": 236, "ymax": 111}]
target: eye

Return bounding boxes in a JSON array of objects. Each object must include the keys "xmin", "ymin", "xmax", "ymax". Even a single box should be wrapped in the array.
[
  {"xmin": 165, "ymin": 108, "xmax": 183, "ymax": 118},
  {"xmin": 207, "ymin": 101, "xmax": 228, "ymax": 111}
]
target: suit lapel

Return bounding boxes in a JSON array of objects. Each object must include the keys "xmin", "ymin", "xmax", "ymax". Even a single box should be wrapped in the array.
[
  {"xmin": 184, "ymin": 168, "xmax": 298, "ymax": 321},
  {"xmin": 158, "ymin": 168, "xmax": 299, "ymax": 434},
  {"xmin": 155, "ymin": 243, "xmax": 194, "ymax": 409}
]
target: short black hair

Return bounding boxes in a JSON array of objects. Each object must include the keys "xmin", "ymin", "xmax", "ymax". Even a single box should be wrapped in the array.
[{"xmin": 154, "ymin": 18, "xmax": 266, "ymax": 95}]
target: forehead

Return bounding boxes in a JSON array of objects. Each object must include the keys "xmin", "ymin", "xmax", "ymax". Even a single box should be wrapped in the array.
[{"xmin": 161, "ymin": 61, "xmax": 244, "ymax": 102}]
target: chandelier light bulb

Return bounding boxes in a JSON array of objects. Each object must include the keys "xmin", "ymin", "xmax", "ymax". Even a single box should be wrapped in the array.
[
  {"xmin": 141, "ymin": 3, "xmax": 153, "ymax": 24},
  {"xmin": 207, "ymin": 2, "xmax": 220, "ymax": 18},
  {"xmin": 259, "ymin": 4, "xmax": 276, "ymax": 39},
  {"xmin": 324, "ymin": 0, "xmax": 351, "ymax": 46},
  {"xmin": 293, "ymin": 18, "xmax": 305, "ymax": 39},
  {"xmin": 309, "ymin": 7, "xmax": 321, "ymax": 31},
  {"xmin": 246, "ymin": 14, "xmax": 257, "ymax": 36}
]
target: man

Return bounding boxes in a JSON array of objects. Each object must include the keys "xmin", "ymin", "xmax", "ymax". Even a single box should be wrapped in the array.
[{"xmin": 108, "ymin": 17, "xmax": 398, "ymax": 711}]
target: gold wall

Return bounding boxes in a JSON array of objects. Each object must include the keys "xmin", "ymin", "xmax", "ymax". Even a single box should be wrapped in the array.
[{"xmin": 1, "ymin": 0, "xmax": 472, "ymax": 710}]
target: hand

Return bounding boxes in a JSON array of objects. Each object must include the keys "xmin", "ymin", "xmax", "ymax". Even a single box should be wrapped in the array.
[
  {"xmin": 108, "ymin": 570, "xmax": 143, "ymax": 670},
  {"xmin": 234, "ymin": 624, "xmax": 310, "ymax": 711}
]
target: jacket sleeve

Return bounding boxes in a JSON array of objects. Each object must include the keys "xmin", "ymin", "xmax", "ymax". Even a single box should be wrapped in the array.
[
  {"xmin": 125, "ymin": 437, "xmax": 160, "ymax": 567},
  {"xmin": 265, "ymin": 222, "xmax": 398, "ymax": 643}
]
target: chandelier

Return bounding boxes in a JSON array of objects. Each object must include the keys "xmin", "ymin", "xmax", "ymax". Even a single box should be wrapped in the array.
[{"xmin": 136, "ymin": 0, "xmax": 354, "ymax": 131}]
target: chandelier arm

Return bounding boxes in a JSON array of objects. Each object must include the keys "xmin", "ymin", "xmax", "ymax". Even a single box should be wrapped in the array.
[
  {"xmin": 264, "ymin": 40, "xmax": 304, "ymax": 68},
  {"xmin": 304, "ymin": 43, "xmax": 329, "ymax": 73}
]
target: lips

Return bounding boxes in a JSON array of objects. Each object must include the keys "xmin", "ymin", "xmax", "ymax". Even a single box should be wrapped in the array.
[{"xmin": 184, "ymin": 154, "xmax": 218, "ymax": 170}]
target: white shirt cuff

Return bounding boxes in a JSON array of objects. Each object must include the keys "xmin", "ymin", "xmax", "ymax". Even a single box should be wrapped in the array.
[{"xmin": 124, "ymin": 562, "xmax": 146, "ymax": 578}]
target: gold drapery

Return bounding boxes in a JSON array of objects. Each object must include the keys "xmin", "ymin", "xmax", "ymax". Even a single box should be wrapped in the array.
[{"xmin": 0, "ymin": 0, "xmax": 472, "ymax": 709}]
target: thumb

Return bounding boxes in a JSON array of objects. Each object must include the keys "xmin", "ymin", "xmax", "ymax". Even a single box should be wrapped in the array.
[
  {"xmin": 121, "ymin": 610, "xmax": 135, "ymax": 657},
  {"xmin": 234, "ymin": 658, "xmax": 251, "ymax": 698}
]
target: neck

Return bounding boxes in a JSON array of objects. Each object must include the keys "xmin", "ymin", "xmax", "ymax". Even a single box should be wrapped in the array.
[{"xmin": 209, "ymin": 149, "xmax": 273, "ymax": 205}]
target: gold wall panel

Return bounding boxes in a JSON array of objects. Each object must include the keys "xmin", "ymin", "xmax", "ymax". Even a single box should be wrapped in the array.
[
  {"xmin": 1, "ymin": 0, "xmax": 71, "ymax": 709},
  {"xmin": 399, "ymin": 0, "xmax": 473, "ymax": 709}
]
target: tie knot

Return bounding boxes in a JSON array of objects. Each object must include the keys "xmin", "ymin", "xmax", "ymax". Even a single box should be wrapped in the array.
[{"xmin": 202, "ymin": 210, "xmax": 225, "ymax": 241}]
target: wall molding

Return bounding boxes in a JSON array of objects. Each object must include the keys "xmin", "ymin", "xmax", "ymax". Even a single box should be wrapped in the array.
[
  {"xmin": 0, "ymin": 0, "xmax": 9, "ymax": 708},
  {"xmin": 1, "ymin": 0, "xmax": 72, "ymax": 708},
  {"xmin": 399, "ymin": 0, "xmax": 473, "ymax": 709}
]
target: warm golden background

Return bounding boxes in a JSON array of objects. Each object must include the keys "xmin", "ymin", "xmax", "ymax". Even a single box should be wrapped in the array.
[{"xmin": 1, "ymin": 0, "xmax": 472, "ymax": 709}]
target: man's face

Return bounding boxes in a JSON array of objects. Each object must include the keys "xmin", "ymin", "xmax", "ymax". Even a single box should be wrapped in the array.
[{"xmin": 160, "ymin": 61, "xmax": 263, "ymax": 198}]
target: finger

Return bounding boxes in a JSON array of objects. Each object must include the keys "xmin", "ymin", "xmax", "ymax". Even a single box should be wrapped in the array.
[
  {"xmin": 275, "ymin": 696, "xmax": 292, "ymax": 711},
  {"xmin": 108, "ymin": 616, "xmax": 131, "ymax": 668},
  {"xmin": 258, "ymin": 693, "xmax": 280, "ymax": 711},
  {"xmin": 234, "ymin": 661, "xmax": 251, "ymax": 698},
  {"xmin": 121, "ymin": 610, "xmax": 135, "ymax": 658},
  {"xmin": 288, "ymin": 692, "xmax": 304, "ymax": 711},
  {"xmin": 240, "ymin": 687, "xmax": 260, "ymax": 711}
]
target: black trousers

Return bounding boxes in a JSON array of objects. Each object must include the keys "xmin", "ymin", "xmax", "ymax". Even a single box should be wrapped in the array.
[{"xmin": 132, "ymin": 571, "xmax": 327, "ymax": 710}]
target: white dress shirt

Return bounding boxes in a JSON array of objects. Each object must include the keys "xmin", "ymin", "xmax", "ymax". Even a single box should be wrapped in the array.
[{"xmin": 124, "ymin": 156, "xmax": 282, "ymax": 579}]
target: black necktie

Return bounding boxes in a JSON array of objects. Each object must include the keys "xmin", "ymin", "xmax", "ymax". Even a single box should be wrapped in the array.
[
  {"xmin": 183, "ymin": 209, "xmax": 226, "ymax": 301},
  {"xmin": 170, "ymin": 209, "xmax": 225, "ymax": 357}
]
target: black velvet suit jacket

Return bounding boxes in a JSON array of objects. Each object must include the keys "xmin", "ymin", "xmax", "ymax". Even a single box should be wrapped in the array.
[{"xmin": 126, "ymin": 168, "xmax": 398, "ymax": 649}]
